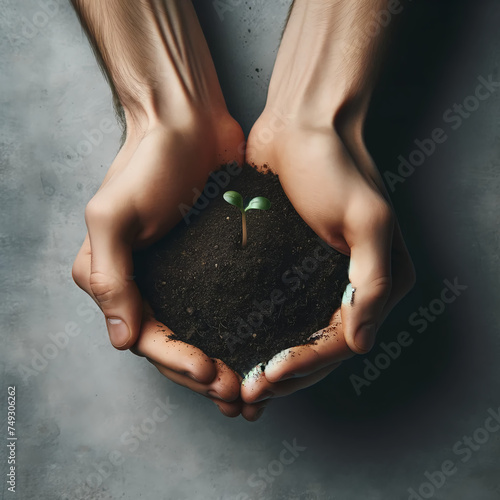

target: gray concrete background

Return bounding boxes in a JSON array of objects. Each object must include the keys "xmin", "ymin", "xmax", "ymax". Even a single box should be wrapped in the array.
[{"xmin": 1, "ymin": 0, "xmax": 499, "ymax": 499}]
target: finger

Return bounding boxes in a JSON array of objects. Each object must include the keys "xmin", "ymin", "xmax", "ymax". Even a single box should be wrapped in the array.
[
  {"xmin": 72, "ymin": 135, "xmax": 144, "ymax": 302},
  {"xmin": 354, "ymin": 150, "xmax": 416, "ymax": 314},
  {"xmin": 341, "ymin": 194, "xmax": 394, "ymax": 354},
  {"xmin": 232, "ymin": 366, "xmax": 270, "ymax": 421},
  {"xmin": 213, "ymin": 399, "xmax": 243, "ymax": 418},
  {"xmin": 381, "ymin": 224, "xmax": 416, "ymax": 318},
  {"xmin": 148, "ymin": 357, "xmax": 240, "ymax": 403},
  {"xmin": 345, "ymin": 151, "xmax": 416, "ymax": 323},
  {"xmin": 241, "ymin": 362, "xmax": 340, "ymax": 404},
  {"xmin": 72, "ymin": 234, "xmax": 97, "ymax": 302},
  {"xmin": 211, "ymin": 397, "xmax": 270, "ymax": 421},
  {"xmin": 85, "ymin": 194, "xmax": 143, "ymax": 350},
  {"xmin": 263, "ymin": 309, "xmax": 353, "ymax": 383},
  {"xmin": 240, "ymin": 399, "xmax": 271, "ymax": 422},
  {"xmin": 134, "ymin": 314, "xmax": 220, "ymax": 385}
]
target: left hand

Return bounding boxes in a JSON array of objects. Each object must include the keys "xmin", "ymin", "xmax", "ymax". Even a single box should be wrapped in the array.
[{"xmin": 241, "ymin": 121, "xmax": 415, "ymax": 404}]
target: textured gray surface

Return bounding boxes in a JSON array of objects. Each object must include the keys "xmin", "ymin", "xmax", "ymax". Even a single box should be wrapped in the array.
[{"xmin": 0, "ymin": 1, "xmax": 499, "ymax": 499}]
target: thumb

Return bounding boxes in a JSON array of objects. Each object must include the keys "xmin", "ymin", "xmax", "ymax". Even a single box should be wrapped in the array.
[
  {"xmin": 86, "ymin": 203, "xmax": 143, "ymax": 350},
  {"xmin": 341, "ymin": 210, "xmax": 393, "ymax": 354}
]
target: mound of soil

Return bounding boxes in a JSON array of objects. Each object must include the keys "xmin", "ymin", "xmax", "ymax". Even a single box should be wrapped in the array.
[{"xmin": 133, "ymin": 164, "xmax": 349, "ymax": 376}]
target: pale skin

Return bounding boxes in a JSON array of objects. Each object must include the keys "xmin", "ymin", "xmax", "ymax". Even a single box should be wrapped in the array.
[
  {"xmin": 70, "ymin": 0, "xmax": 264, "ymax": 420},
  {"xmin": 71, "ymin": 0, "xmax": 415, "ymax": 419},
  {"xmin": 242, "ymin": 0, "xmax": 415, "ymax": 403}
]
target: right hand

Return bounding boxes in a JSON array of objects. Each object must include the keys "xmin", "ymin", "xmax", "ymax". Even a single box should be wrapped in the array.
[{"xmin": 72, "ymin": 117, "xmax": 267, "ymax": 420}]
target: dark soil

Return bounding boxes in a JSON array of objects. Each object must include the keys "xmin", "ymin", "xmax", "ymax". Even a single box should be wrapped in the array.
[{"xmin": 133, "ymin": 164, "xmax": 350, "ymax": 376}]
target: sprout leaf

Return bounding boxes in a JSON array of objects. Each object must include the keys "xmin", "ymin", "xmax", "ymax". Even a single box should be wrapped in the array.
[
  {"xmin": 245, "ymin": 196, "xmax": 271, "ymax": 211},
  {"xmin": 223, "ymin": 191, "xmax": 244, "ymax": 211},
  {"xmin": 223, "ymin": 191, "xmax": 271, "ymax": 248}
]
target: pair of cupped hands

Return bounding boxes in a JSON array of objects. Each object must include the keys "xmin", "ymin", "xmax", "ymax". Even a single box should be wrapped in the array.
[{"xmin": 72, "ymin": 108, "xmax": 415, "ymax": 421}]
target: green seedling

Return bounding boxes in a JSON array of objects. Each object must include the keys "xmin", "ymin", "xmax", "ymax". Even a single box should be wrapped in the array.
[{"xmin": 223, "ymin": 191, "xmax": 271, "ymax": 248}]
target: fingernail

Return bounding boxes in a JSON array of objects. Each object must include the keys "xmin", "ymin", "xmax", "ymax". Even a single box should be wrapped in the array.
[
  {"xmin": 342, "ymin": 283, "xmax": 356, "ymax": 306},
  {"xmin": 254, "ymin": 390, "xmax": 274, "ymax": 402},
  {"xmin": 253, "ymin": 407, "xmax": 265, "ymax": 421},
  {"xmin": 107, "ymin": 317, "xmax": 131, "ymax": 347},
  {"xmin": 354, "ymin": 323, "xmax": 377, "ymax": 352},
  {"xmin": 242, "ymin": 362, "xmax": 264, "ymax": 386},
  {"xmin": 265, "ymin": 349, "xmax": 291, "ymax": 374}
]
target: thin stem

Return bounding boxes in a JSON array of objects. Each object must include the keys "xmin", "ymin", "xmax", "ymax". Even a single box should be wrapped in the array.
[{"xmin": 241, "ymin": 211, "xmax": 247, "ymax": 248}]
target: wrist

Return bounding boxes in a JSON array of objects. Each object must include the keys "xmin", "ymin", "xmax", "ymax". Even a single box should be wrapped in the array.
[
  {"xmin": 261, "ymin": 91, "xmax": 368, "ymax": 151},
  {"xmin": 73, "ymin": 0, "xmax": 229, "ymax": 141},
  {"xmin": 122, "ymin": 93, "xmax": 197, "ymax": 141},
  {"xmin": 121, "ymin": 95, "xmax": 243, "ymax": 170},
  {"xmin": 120, "ymin": 79, "xmax": 229, "ymax": 143},
  {"xmin": 264, "ymin": 0, "xmax": 389, "ymax": 135}
]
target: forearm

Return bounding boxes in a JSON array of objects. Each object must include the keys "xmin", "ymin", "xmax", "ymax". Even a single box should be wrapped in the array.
[
  {"xmin": 70, "ymin": 0, "xmax": 227, "ymax": 135},
  {"xmin": 268, "ymin": 0, "xmax": 399, "ymax": 131}
]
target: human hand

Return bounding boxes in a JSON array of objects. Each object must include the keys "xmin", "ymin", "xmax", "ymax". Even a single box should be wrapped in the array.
[
  {"xmin": 238, "ymin": 0, "xmax": 416, "ymax": 403},
  {"xmin": 69, "ymin": 0, "xmax": 271, "ymax": 419},
  {"xmin": 133, "ymin": 304, "xmax": 271, "ymax": 421},
  {"xmin": 72, "ymin": 117, "xmax": 266, "ymax": 419},
  {"xmin": 241, "ymin": 117, "xmax": 415, "ymax": 403}
]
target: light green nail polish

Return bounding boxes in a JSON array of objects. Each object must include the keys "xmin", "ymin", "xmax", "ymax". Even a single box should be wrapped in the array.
[
  {"xmin": 342, "ymin": 283, "xmax": 356, "ymax": 306},
  {"xmin": 266, "ymin": 348, "xmax": 291, "ymax": 373},
  {"xmin": 242, "ymin": 362, "xmax": 264, "ymax": 386}
]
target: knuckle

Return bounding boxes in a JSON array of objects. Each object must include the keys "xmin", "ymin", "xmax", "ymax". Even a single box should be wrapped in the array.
[
  {"xmin": 349, "ymin": 192, "xmax": 394, "ymax": 233},
  {"xmin": 369, "ymin": 196, "xmax": 393, "ymax": 228},
  {"xmin": 71, "ymin": 256, "xmax": 87, "ymax": 289},
  {"xmin": 321, "ymin": 233, "xmax": 349, "ymax": 255},
  {"xmin": 84, "ymin": 196, "xmax": 117, "ymax": 227},
  {"xmin": 369, "ymin": 275, "xmax": 393, "ymax": 302},
  {"xmin": 89, "ymin": 271, "xmax": 126, "ymax": 306}
]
